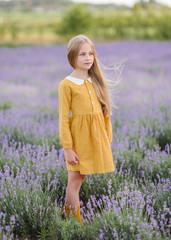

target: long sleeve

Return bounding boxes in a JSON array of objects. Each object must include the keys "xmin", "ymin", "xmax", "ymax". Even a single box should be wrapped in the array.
[
  {"xmin": 104, "ymin": 116, "xmax": 113, "ymax": 143},
  {"xmin": 58, "ymin": 81, "xmax": 73, "ymax": 149}
]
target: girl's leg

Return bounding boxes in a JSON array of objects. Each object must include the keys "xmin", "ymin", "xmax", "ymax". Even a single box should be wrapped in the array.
[
  {"xmin": 66, "ymin": 171, "xmax": 86, "ymax": 207},
  {"xmin": 62, "ymin": 171, "xmax": 86, "ymax": 225}
]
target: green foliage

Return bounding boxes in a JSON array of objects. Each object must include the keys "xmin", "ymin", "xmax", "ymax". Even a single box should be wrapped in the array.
[
  {"xmin": 0, "ymin": 22, "xmax": 19, "ymax": 40},
  {"xmin": 37, "ymin": 227, "xmax": 54, "ymax": 240},
  {"xmin": 139, "ymin": 112, "xmax": 171, "ymax": 151},
  {"xmin": 0, "ymin": 101, "xmax": 12, "ymax": 110},
  {"xmin": 57, "ymin": 4, "xmax": 93, "ymax": 37},
  {"xmin": 156, "ymin": 124, "xmax": 171, "ymax": 151},
  {"xmin": 61, "ymin": 219, "xmax": 86, "ymax": 240},
  {"xmin": 91, "ymin": 210, "xmax": 163, "ymax": 240},
  {"xmin": 156, "ymin": 15, "xmax": 171, "ymax": 40},
  {"xmin": 91, "ymin": 10, "xmax": 171, "ymax": 40},
  {"xmin": 0, "ymin": 182, "xmax": 57, "ymax": 238},
  {"xmin": 1, "ymin": 6, "xmax": 171, "ymax": 46},
  {"xmin": 0, "ymin": 125, "xmax": 61, "ymax": 151}
]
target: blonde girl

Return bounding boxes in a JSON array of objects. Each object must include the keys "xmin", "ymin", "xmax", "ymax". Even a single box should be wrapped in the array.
[{"xmin": 58, "ymin": 34, "xmax": 115, "ymax": 225}]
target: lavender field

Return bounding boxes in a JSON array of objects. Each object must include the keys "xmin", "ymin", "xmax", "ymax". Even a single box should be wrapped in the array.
[{"xmin": 0, "ymin": 41, "xmax": 171, "ymax": 240}]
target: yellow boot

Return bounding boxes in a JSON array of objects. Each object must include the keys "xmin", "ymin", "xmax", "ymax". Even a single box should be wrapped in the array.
[
  {"xmin": 62, "ymin": 202, "xmax": 83, "ymax": 226},
  {"xmin": 74, "ymin": 204, "xmax": 83, "ymax": 226}
]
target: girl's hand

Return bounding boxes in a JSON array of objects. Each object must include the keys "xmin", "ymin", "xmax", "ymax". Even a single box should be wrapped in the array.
[{"xmin": 64, "ymin": 149, "xmax": 80, "ymax": 166}]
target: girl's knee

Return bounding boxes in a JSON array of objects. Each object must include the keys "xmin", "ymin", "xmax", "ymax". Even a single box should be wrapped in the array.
[
  {"xmin": 67, "ymin": 178, "xmax": 83, "ymax": 192},
  {"xmin": 67, "ymin": 182, "xmax": 81, "ymax": 192},
  {"xmin": 67, "ymin": 171, "xmax": 86, "ymax": 191}
]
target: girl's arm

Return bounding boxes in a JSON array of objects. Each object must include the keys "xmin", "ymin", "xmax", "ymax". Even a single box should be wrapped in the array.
[
  {"xmin": 58, "ymin": 81, "xmax": 73, "ymax": 149},
  {"xmin": 104, "ymin": 116, "xmax": 113, "ymax": 143}
]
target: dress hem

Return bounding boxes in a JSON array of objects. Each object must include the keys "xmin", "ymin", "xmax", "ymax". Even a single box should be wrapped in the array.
[{"xmin": 67, "ymin": 168, "xmax": 115, "ymax": 175}]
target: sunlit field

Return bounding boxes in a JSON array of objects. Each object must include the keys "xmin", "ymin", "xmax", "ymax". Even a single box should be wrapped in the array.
[{"xmin": 0, "ymin": 41, "xmax": 171, "ymax": 239}]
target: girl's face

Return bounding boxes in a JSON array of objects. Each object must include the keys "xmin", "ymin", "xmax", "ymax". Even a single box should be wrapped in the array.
[{"xmin": 75, "ymin": 43, "xmax": 94, "ymax": 70}]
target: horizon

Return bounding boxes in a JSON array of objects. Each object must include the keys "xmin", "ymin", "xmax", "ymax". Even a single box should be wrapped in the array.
[{"xmin": 72, "ymin": 0, "xmax": 171, "ymax": 7}]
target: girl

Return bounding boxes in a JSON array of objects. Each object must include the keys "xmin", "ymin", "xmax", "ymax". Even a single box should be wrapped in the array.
[{"xmin": 58, "ymin": 34, "xmax": 115, "ymax": 225}]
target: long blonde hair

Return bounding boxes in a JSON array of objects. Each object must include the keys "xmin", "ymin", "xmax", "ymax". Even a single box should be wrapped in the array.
[{"xmin": 67, "ymin": 34, "xmax": 121, "ymax": 117}]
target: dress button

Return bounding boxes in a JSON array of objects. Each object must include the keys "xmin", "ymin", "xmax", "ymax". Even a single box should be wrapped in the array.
[
  {"xmin": 89, "ymin": 90, "xmax": 91, "ymax": 93},
  {"xmin": 92, "ymin": 101, "xmax": 94, "ymax": 104}
]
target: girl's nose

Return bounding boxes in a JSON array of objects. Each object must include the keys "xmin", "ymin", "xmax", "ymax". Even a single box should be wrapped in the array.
[{"xmin": 86, "ymin": 54, "xmax": 91, "ymax": 59}]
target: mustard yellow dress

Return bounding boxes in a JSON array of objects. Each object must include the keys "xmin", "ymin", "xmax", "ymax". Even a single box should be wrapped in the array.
[{"xmin": 58, "ymin": 76, "xmax": 115, "ymax": 175}]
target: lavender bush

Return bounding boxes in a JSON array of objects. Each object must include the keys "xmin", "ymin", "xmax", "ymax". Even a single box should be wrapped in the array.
[{"xmin": 0, "ymin": 41, "xmax": 171, "ymax": 239}]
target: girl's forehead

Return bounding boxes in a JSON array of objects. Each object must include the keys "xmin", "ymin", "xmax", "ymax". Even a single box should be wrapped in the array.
[{"xmin": 79, "ymin": 43, "xmax": 93, "ymax": 52}]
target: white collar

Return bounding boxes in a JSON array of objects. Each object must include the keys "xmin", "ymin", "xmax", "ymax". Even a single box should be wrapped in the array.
[{"xmin": 65, "ymin": 75, "xmax": 92, "ymax": 85}]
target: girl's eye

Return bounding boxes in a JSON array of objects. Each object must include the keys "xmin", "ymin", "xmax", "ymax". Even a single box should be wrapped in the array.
[{"xmin": 80, "ymin": 53, "xmax": 93, "ymax": 56}]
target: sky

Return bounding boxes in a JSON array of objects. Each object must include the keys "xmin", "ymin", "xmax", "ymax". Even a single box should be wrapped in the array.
[{"xmin": 72, "ymin": 0, "xmax": 171, "ymax": 7}]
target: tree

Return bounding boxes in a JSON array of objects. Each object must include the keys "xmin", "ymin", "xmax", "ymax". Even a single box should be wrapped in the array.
[{"xmin": 57, "ymin": 4, "xmax": 92, "ymax": 37}]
